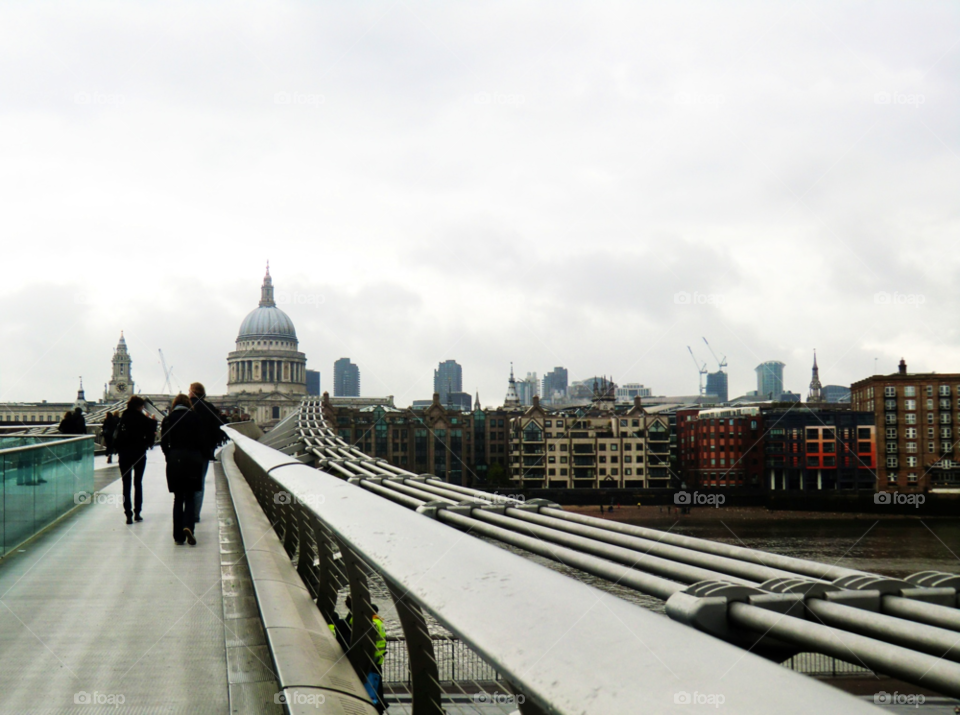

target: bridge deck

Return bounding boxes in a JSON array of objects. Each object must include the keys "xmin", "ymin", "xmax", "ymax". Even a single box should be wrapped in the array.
[{"xmin": 0, "ymin": 450, "xmax": 230, "ymax": 714}]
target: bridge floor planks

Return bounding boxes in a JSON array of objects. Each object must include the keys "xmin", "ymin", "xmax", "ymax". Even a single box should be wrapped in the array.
[{"xmin": 0, "ymin": 449, "xmax": 229, "ymax": 714}]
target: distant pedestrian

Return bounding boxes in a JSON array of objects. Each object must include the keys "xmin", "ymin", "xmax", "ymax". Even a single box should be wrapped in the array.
[
  {"xmin": 71, "ymin": 407, "xmax": 86, "ymax": 435},
  {"xmin": 160, "ymin": 394, "xmax": 206, "ymax": 546},
  {"xmin": 113, "ymin": 396, "xmax": 157, "ymax": 525},
  {"xmin": 57, "ymin": 411, "xmax": 73, "ymax": 434},
  {"xmin": 102, "ymin": 411, "xmax": 119, "ymax": 464},
  {"xmin": 188, "ymin": 382, "xmax": 226, "ymax": 523},
  {"xmin": 599, "ymin": 504, "xmax": 604, "ymax": 514}
]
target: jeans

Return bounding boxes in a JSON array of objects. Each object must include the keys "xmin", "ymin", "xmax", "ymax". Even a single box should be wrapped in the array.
[
  {"xmin": 173, "ymin": 490, "xmax": 197, "ymax": 542},
  {"xmin": 118, "ymin": 449, "xmax": 148, "ymax": 517},
  {"xmin": 194, "ymin": 461, "xmax": 210, "ymax": 521}
]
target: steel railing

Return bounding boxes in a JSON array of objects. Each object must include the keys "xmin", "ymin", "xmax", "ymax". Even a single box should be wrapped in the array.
[{"xmin": 225, "ymin": 427, "xmax": 876, "ymax": 715}]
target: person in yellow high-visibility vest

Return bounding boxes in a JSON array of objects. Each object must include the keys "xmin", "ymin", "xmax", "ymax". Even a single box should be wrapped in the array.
[{"xmin": 370, "ymin": 603, "xmax": 387, "ymax": 713}]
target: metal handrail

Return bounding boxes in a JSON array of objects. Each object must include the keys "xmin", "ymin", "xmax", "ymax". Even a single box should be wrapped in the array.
[
  {"xmin": 225, "ymin": 427, "xmax": 875, "ymax": 715},
  {"xmin": 0, "ymin": 435, "xmax": 95, "ymax": 456}
]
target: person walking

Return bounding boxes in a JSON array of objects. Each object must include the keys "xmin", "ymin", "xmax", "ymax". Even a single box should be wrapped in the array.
[
  {"xmin": 113, "ymin": 396, "xmax": 157, "ymax": 525},
  {"xmin": 70, "ymin": 407, "xmax": 87, "ymax": 435},
  {"xmin": 57, "ymin": 411, "xmax": 74, "ymax": 434},
  {"xmin": 188, "ymin": 383, "xmax": 226, "ymax": 523},
  {"xmin": 160, "ymin": 394, "xmax": 206, "ymax": 546},
  {"xmin": 102, "ymin": 411, "xmax": 119, "ymax": 464}
]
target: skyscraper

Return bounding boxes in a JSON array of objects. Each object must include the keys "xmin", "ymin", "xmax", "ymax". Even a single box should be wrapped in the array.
[
  {"xmin": 333, "ymin": 358, "xmax": 360, "ymax": 397},
  {"xmin": 433, "ymin": 360, "xmax": 463, "ymax": 405},
  {"xmin": 542, "ymin": 367, "xmax": 569, "ymax": 404},
  {"xmin": 306, "ymin": 369, "xmax": 321, "ymax": 396},
  {"xmin": 516, "ymin": 372, "xmax": 539, "ymax": 406},
  {"xmin": 755, "ymin": 361, "xmax": 785, "ymax": 401},
  {"xmin": 705, "ymin": 371, "xmax": 728, "ymax": 402}
]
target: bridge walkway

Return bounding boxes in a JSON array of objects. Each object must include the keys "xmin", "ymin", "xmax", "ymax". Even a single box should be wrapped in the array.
[{"xmin": 0, "ymin": 449, "xmax": 235, "ymax": 714}]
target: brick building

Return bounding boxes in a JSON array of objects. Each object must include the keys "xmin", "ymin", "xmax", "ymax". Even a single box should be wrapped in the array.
[
  {"xmin": 509, "ymin": 396, "xmax": 670, "ymax": 489},
  {"xmin": 850, "ymin": 360, "xmax": 960, "ymax": 493},
  {"xmin": 320, "ymin": 393, "xmax": 510, "ymax": 486},
  {"xmin": 676, "ymin": 407, "xmax": 764, "ymax": 490},
  {"xmin": 761, "ymin": 406, "xmax": 876, "ymax": 492}
]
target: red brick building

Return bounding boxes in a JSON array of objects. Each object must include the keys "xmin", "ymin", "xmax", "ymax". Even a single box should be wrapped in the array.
[{"xmin": 851, "ymin": 359, "xmax": 960, "ymax": 493}]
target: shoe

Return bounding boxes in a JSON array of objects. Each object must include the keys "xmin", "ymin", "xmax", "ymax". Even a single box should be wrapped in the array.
[
  {"xmin": 134, "ymin": 514, "xmax": 143, "ymax": 522},
  {"xmin": 183, "ymin": 528, "xmax": 197, "ymax": 546},
  {"xmin": 126, "ymin": 515, "xmax": 133, "ymax": 525},
  {"xmin": 175, "ymin": 540, "xmax": 185, "ymax": 546}
]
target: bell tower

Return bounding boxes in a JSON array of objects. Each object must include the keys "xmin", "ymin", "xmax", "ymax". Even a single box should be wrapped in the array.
[{"xmin": 105, "ymin": 332, "xmax": 134, "ymax": 401}]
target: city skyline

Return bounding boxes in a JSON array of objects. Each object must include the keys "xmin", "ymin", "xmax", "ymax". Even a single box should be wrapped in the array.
[{"xmin": 1, "ymin": 3, "xmax": 957, "ymax": 409}]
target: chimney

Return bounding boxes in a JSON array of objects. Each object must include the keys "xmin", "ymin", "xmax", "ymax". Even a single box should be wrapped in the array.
[{"xmin": 898, "ymin": 359, "xmax": 907, "ymax": 375}]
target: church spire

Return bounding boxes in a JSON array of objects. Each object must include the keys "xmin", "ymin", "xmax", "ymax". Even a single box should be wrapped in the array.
[
  {"xmin": 807, "ymin": 349, "xmax": 822, "ymax": 403},
  {"xmin": 504, "ymin": 362, "xmax": 520, "ymax": 408},
  {"xmin": 259, "ymin": 261, "xmax": 276, "ymax": 307}
]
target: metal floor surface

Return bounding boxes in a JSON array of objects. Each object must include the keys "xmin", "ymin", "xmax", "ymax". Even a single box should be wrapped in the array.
[{"xmin": 0, "ymin": 449, "xmax": 230, "ymax": 715}]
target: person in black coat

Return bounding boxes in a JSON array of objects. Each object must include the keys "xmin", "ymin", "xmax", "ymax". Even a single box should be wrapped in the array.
[
  {"xmin": 102, "ymin": 411, "xmax": 119, "ymax": 464},
  {"xmin": 113, "ymin": 396, "xmax": 158, "ymax": 524},
  {"xmin": 160, "ymin": 394, "xmax": 206, "ymax": 546},
  {"xmin": 188, "ymin": 382, "xmax": 226, "ymax": 523}
]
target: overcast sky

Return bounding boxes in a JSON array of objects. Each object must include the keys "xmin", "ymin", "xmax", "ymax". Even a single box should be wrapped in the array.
[{"xmin": 1, "ymin": 1, "xmax": 958, "ymax": 406}]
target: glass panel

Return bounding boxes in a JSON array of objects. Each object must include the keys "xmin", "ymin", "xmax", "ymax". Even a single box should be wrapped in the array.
[{"xmin": 1, "ymin": 436, "xmax": 94, "ymax": 557}]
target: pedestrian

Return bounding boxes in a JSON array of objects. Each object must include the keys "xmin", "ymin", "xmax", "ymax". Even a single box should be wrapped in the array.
[
  {"xmin": 368, "ymin": 603, "xmax": 387, "ymax": 714},
  {"xmin": 57, "ymin": 411, "xmax": 73, "ymax": 434},
  {"xmin": 160, "ymin": 394, "xmax": 206, "ymax": 545},
  {"xmin": 188, "ymin": 382, "xmax": 226, "ymax": 523},
  {"xmin": 113, "ymin": 396, "xmax": 157, "ymax": 525},
  {"xmin": 71, "ymin": 407, "xmax": 87, "ymax": 435},
  {"xmin": 102, "ymin": 411, "xmax": 119, "ymax": 464}
]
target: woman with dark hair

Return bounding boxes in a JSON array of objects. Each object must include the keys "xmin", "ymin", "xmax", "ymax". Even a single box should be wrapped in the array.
[
  {"xmin": 160, "ymin": 394, "xmax": 205, "ymax": 546},
  {"xmin": 102, "ymin": 411, "xmax": 119, "ymax": 464},
  {"xmin": 113, "ymin": 395, "xmax": 158, "ymax": 524}
]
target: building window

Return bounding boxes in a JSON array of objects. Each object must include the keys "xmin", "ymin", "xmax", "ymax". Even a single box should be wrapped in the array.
[
  {"xmin": 885, "ymin": 386, "xmax": 897, "ymax": 397},
  {"xmin": 906, "ymin": 456, "xmax": 918, "ymax": 467},
  {"xmin": 904, "ymin": 400, "xmax": 916, "ymax": 411},
  {"xmin": 904, "ymin": 386, "xmax": 915, "ymax": 397},
  {"xmin": 928, "ymin": 413, "xmax": 935, "ymax": 424},
  {"xmin": 907, "ymin": 473, "xmax": 919, "ymax": 483},
  {"xmin": 886, "ymin": 456, "xmax": 898, "ymax": 468},
  {"xmin": 905, "ymin": 427, "xmax": 917, "ymax": 438},
  {"xmin": 904, "ymin": 442, "xmax": 916, "ymax": 453},
  {"xmin": 625, "ymin": 468, "xmax": 632, "ymax": 476},
  {"xmin": 885, "ymin": 427, "xmax": 897, "ymax": 439},
  {"xmin": 560, "ymin": 468, "xmax": 568, "ymax": 476},
  {"xmin": 926, "ymin": 385, "xmax": 934, "ymax": 396},
  {"xmin": 928, "ymin": 442, "xmax": 936, "ymax": 452},
  {"xmin": 905, "ymin": 414, "xmax": 917, "ymax": 425}
]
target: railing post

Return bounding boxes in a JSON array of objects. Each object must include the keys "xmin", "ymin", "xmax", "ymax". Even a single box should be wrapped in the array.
[
  {"xmin": 314, "ymin": 523, "xmax": 342, "ymax": 621},
  {"xmin": 386, "ymin": 580, "xmax": 443, "ymax": 715},
  {"xmin": 339, "ymin": 539, "xmax": 377, "ymax": 678}
]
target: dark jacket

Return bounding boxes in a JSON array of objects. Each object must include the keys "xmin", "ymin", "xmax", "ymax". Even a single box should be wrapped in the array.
[
  {"xmin": 59, "ymin": 412, "xmax": 86, "ymax": 435},
  {"xmin": 192, "ymin": 397, "xmax": 227, "ymax": 460},
  {"xmin": 102, "ymin": 413, "xmax": 119, "ymax": 450},
  {"xmin": 160, "ymin": 406, "xmax": 206, "ymax": 493},
  {"xmin": 113, "ymin": 408, "xmax": 157, "ymax": 454}
]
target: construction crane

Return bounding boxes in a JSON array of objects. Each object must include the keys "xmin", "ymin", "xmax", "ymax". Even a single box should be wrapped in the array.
[
  {"xmin": 702, "ymin": 337, "xmax": 727, "ymax": 372},
  {"xmin": 159, "ymin": 349, "xmax": 175, "ymax": 394},
  {"xmin": 687, "ymin": 346, "xmax": 708, "ymax": 397}
]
